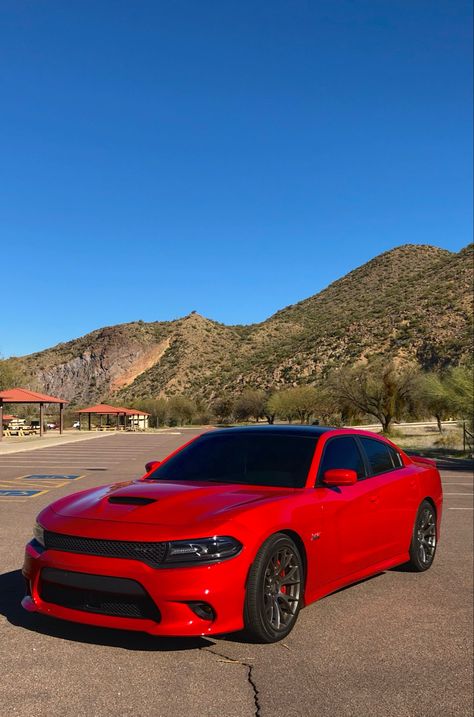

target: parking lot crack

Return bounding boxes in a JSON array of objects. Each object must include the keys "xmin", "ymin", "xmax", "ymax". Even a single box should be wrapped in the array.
[{"xmin": 202, "ymin": 646, "xmax": 261, "ymax": 717}]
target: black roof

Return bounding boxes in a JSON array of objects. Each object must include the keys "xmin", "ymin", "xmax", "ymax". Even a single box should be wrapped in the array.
[{"xmin": 210, "ymin": 425, "xmax": 334, "ymax": 438}]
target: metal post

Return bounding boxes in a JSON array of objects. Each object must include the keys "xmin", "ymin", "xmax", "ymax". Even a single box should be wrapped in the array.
[
  {"xmin": 40, "ymin": 403, "xmax": 44, "ymax": 437},
  {"xmin": 59, "ymin": 403, "xmax": 64, "ymax": 435},
  {"xmin": 88, "ymin": 413, "xmax": 92, "ymax": 431},
  {"xmin": 0, "ymin": 398, "xmax": 3, "ymax": 441},
  {"xmin": 463, "ymin": 421, "xmax": 466, "ymax": 453}
]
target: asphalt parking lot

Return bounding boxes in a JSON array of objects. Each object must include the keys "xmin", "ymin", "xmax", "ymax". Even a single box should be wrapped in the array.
[{"xmin": 0, "ymin": 432, "xmax": 472, "ymax": 717}]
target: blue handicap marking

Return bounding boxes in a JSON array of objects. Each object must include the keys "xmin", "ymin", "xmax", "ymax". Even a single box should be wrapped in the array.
[
  {"xmin": 22, "ymin": 474, "xmax": 81, "ymax": 480},
  {"xmin": 0, "ymin": 489, "xmax": 43, "ymax": 497}
]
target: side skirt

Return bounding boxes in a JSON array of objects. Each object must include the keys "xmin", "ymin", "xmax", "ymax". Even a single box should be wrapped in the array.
[{"xmin": 304, "ymin": 552, "xmax": 409, "ymax": 606}]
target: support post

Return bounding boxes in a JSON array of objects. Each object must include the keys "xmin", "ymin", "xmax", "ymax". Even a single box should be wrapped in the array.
[
  {"xmin": 0, "ymin": 398, "xmax": 3, "ymax": 441},
  {"xmin": 40, "ymin": 403, "xmax": 44, "ymax": 437},
  {"xmin": 88, "ymin": 413, "xmax": 92, "ymax": 431},
  {"xmin": 59, "ymin": 403, "xmax": 64, "ymax": 435}
]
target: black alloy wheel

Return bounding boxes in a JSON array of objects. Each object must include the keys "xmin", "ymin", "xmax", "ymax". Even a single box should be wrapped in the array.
[
  {"xmin": 244, "ymin": 533, "xmax": 304, "ymax": 643},
  {"xmin": 407, "ymin": 500, "xmax": 437, "ymax": 572}
]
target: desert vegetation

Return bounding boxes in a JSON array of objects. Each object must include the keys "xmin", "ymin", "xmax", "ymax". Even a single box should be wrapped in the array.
[{"xmin": 110, "ymin": 363, "xmax": 474, "ymax": 438}]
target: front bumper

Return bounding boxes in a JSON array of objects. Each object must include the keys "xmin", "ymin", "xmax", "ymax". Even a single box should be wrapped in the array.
[{"xmin": 22, "ymin": 540, "xmax": 249, "ymax": 637}]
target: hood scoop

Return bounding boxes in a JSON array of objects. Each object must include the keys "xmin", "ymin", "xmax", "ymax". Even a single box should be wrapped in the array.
[{"xmin": 107, "ymin": 496, "xmax": 156, "ymax": 506}]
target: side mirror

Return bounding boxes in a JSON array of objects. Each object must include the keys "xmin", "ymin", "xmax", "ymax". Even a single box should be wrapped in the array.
[
  {"xmin": 145, "ymin": 460, "xmax": 161, "ymax": 474},
  {"xmin": 323, "ymin": 468, "xmax": 357, "ymax": 486}
]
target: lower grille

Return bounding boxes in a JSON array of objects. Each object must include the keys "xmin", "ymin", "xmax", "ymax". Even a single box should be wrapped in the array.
[
  {"xmin": 39, "ymin": 568, "xmax": 161, "ymax": 621},
  {"xmin": 44, "ymin": 531, "xmax": 167, "ymax": 568}
]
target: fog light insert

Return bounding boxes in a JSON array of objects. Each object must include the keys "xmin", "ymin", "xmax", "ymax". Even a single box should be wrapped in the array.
[{"xmin": 187, "ymin": 601, "xmax": 215, "ymax": 621}]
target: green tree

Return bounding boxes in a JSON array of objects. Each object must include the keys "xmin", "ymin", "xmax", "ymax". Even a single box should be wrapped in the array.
[
  {"xmin": 443, "ymin": 365, "xmax": 474, "ymax": 426},
  {"xmin": 168, "ymin": 396, "xmax": 196, "ymax": 426},
  {"xmin": 132, "ymin": 398, "xmax": 168, "ymax": 428},
  {"xmin": 329, "ymin": 362, "xmax": 420, "ymax": 433},
  {"xmin": 266, "ymin": 386, "xmax": 320, "ymax": 424},
  {"xmin": 233, "ymin": 389, "xmax": 266, "ymax": 423},
  {"xmin": 266, "ymin": 390, "xmax": 295, "ymax": 423},
  {"xmin": 415, "ymin": 365, "xmax": 474, "ymax": 431},
  {"xmin": 415, "ymin": 373, "xmax": 451, "ymax": 432},
  {"xmin": 212, "ymin": 396, "xmax": 234, "ymax": 423}
]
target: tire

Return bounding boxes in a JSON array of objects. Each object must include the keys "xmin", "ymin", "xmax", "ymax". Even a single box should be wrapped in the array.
[
  {"xmin": 244, "ymin": 533, "xmax": 304, "ymax": 643},
  {"xmin": 406, "ymin": 500, "xmax": 437, "ymax": 572}
]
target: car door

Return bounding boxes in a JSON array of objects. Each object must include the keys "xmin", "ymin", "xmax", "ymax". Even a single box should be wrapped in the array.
[
  {"xmin": 315, "ymin": 436, "xmax": 391, "ymax": 587},
  {"xmin": 357, "ymin": 436, "xmax": 419, "ymax": 558}
]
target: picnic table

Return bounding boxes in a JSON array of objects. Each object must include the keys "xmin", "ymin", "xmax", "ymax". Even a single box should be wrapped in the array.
[{"xmin": 3, "ymin": 426, "xmax": 40, "ymax": 437}]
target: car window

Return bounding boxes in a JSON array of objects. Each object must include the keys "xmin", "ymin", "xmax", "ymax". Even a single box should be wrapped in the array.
[
  {"xmin": 148, "ymin": 433, "xmax": 318, "ymax": 488},
  {"xmin": 318, "ymin": 437, "xmax": 366, "ymax": 481},
  {"xmin": 359, "ymin": 438, "xmax": 396, "ymax": 475},
  {"xmin": 387, "ymin": 445, "xmax": 403, "ymax": 468}
]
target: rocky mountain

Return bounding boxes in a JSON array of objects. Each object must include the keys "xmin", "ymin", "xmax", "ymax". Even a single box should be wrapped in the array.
[{"xmin": 7, "ymin": 243, "xmax": 473, "ymax": 405}]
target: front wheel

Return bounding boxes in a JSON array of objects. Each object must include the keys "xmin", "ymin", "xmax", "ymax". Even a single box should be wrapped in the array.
[
  {"xmin": 406, "ymin": 500, "xmax": 437, "ymax": 572},
  {"xmin": 244, "ymin": 533, "xmax": 304, "ymax": 643}
]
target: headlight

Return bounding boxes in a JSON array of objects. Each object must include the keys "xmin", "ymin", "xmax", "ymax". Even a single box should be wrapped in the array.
[
  {"xmin": 33, "ymin": 521, "xmax": 45, "ymax": 547},
  {"xmin": 164, "ymin": 536, "xmax": 242, "ymax": 565}
]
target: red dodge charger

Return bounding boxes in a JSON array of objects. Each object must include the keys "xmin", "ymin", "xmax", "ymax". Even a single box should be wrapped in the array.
[{"xmin": 22, "ymin": 426, "xmax": 443, "ymax": 643}]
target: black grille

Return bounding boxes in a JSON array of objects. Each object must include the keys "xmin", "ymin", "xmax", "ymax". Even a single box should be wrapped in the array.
[
  {"xmin": 44, "ymin": 531, "xmax": 167, "ymax": 568},
  {"xmin": 39, "ymin": 568, "xmax": 160, "ymax": 621}
]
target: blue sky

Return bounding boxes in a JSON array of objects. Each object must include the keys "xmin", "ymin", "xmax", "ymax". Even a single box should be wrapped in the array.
[{"xmin": 1, "ymin": 1, "xmax": 472, "ymax": 358}]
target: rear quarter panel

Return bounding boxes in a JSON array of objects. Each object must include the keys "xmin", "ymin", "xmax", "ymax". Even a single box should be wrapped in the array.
[{"xmin": 412, "ymin": 462, "xmax": 444, "ymax": 537}]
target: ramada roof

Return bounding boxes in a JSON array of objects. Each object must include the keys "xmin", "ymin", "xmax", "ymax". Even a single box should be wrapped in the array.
[
  {"xmin": 76, "ymin": 403, "xmax": 150, "ymax": 416},
  {"xmin": 0, "ymin": 388, "xmax": 68, "ymax": 404}
]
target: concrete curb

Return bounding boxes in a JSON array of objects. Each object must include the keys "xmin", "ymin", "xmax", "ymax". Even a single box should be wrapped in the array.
[{"xmin": 0, "ymin": 431, "xmax": 118, "ymax": 455}]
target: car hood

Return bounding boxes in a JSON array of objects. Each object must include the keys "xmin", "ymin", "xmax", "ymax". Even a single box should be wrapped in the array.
[{"xmin": 49, "ymin": 479, "xmax": 296, "ymax": 527}]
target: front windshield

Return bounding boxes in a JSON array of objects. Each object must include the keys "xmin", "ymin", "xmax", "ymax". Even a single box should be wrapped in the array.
[{"xmin": 147, "ymin": 432, "xmax": 318, "ymax": 488}]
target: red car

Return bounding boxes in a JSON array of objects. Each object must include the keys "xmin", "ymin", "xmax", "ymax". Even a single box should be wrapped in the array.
[{"xmin": 22, "ymin": 426, "xmax": 443, "ymax": 643}]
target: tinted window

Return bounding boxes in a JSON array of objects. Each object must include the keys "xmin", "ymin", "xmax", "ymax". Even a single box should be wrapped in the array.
[
  {"xmin": 387, "ymin": 445, "xmax": 403, "ymax": 468},
  {"xmin": 359, "ymin": 438, "xmax": 395, "ymax": 475},
  {"xmin": 149, "ymin": 433, "xmax": 318, "ymax": 488},
  {"xmin": 318, "ymin": 437, "xmax": 366, "ymax": 480}
]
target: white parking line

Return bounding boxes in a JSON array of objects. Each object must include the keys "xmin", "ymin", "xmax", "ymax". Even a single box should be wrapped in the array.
[
  {"xmin": 449, "ymin": 507, "xmax": 474, "ymax": 510},
  {"xmin": 444, "ymin": 493, "xmax": 473, "ymax": 496},
  {"xmin": 0, "ymin": 464, "xmax": 116, "ymax": 469}
]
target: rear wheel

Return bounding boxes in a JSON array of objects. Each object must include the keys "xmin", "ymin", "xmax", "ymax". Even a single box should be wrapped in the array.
[
  {"xmin": 406, "ymin": 500, "xmax": 437, "ymax": 572},
  {"xmin": 244, "ymin": 533, "xmax": 304, "ymax": 643}
]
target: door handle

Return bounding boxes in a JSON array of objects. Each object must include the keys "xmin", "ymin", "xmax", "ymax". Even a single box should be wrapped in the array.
[{"xmin": 369, "ymin": 495, "xmax": 380, "ymax": 505}]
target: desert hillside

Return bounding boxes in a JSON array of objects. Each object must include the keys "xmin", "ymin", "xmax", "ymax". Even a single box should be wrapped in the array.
[{"xmin": 7, "ymin": 243, "xmax": 473, "ymax": 405}]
